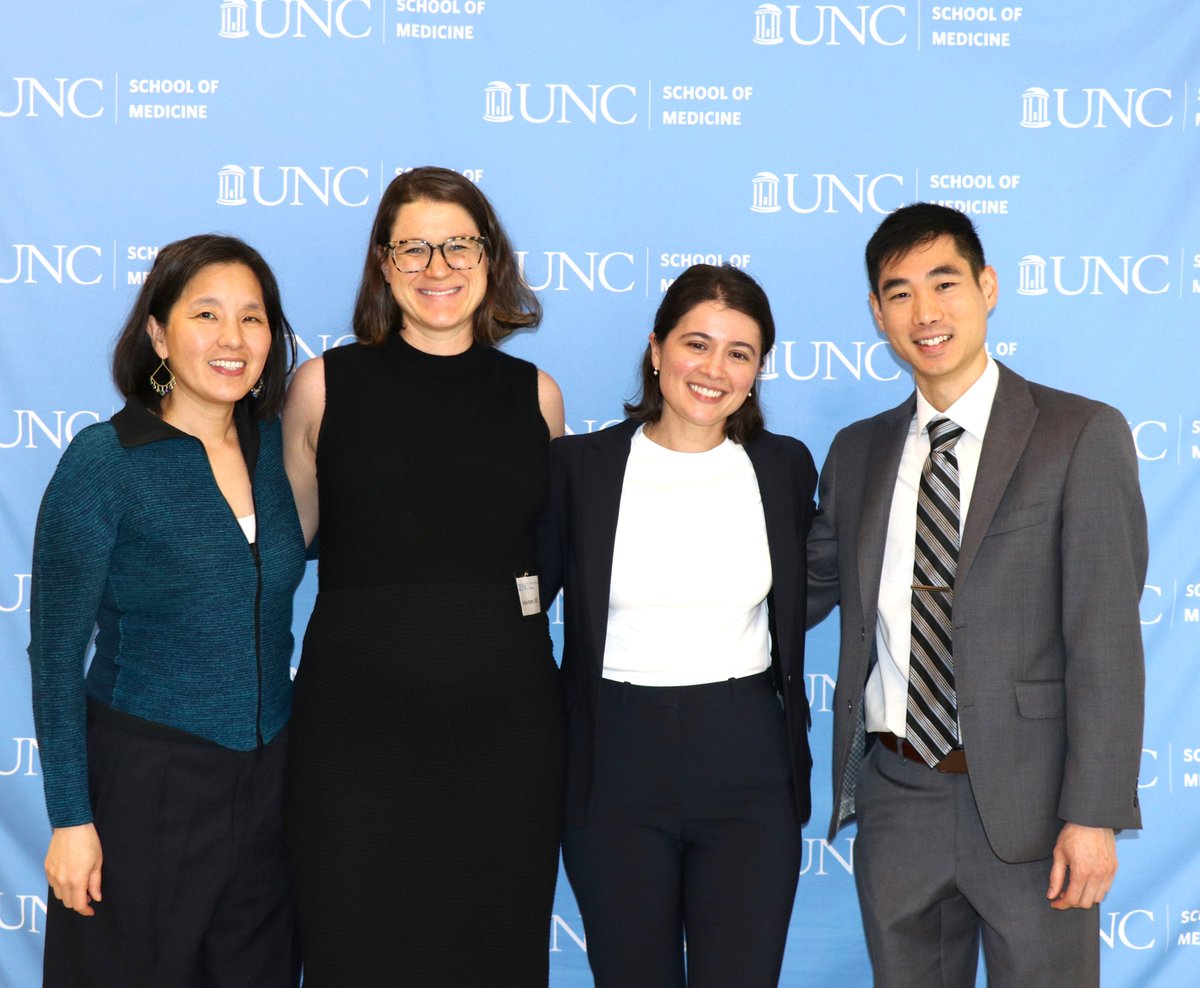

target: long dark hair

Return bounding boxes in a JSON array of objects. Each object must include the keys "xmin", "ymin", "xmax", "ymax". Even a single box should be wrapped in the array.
[
  {"xmin": 111, "ymin": 234, "xmax": 296, "ymax": 419},
  {"xmin": 624, "ymin": 264, "xmax": 775, "ymax": 444},
  {"xmin": 351, "ymin": 167, "xmax": 541, "ymax": 346}
]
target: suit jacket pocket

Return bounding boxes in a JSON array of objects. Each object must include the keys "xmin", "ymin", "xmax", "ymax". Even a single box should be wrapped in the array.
[
  {"xmin": 986, "ymin": 501, "xmax": 1049, "ymax": 537},
  {"xmin": 1015, "ymin": 680, "xmax": 1066, "ymax": 719}
]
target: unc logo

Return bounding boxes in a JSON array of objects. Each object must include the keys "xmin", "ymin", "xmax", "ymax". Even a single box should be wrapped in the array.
[
  {"xmin": 759, "ymin": 341, "xmax": 902, "ymax": 383},
  {"xmin": 1019, "ymin": 87, "xmax": 1051, "ymax": 128},
  {"xmin": 222, "ymin": 0, "xmax": 373, "ymax": 39},
  {"xmin": 0, "ymin": 738, "xmax": 38, "ymax": 776},
  {"xmin": 549, "ymin": 914, "xmax": 587, "ymax": 953},
  {"xmin": 0, "ymin": 574, "xmax": 30, "ymax": 614},
  {"xmin": 293, "ymin": 332, "xmax": 357, "ymax": 361},
  {"xmin": 751, "ymin": 172, "xmax": 781, "ymax": 213},
  {"xmin": 1138, "ymin": 746, "xmax": 1158, "ymax": 786},
  {"xmin": 1100, "ymin": 909, "xmax": 1156, "ymax": 950},
  {"xmin": 799, "ymin": 837, "xmax": 855, "ymax": 876},
  {"xmin": 218, "ymin": 164, "xmax": 248, "ymax": 205},
  {"xmin": 753, "ymin": 4, "xmax": 784, "ymax": 45},
  {"xmin": 482, "ymin": 83, "xmax": 637, "ymax": 126},
  {"xmin": 1021, "ymin": 86, "xmax": 1174, "ymax": 129},
  {"xmin": 0, "ymin": 410, "xmax": 101, "ymax": 449},
  {"xmin": 0, "ymin": 245, "xmax": 104, "ymax": 286},
  {"xmin": 1017, "ymin": 254, "xmax": 1170, "ymax": 297},
  {"xmin": 1017, "ymin": 255, "xmax": 1048, "ymax": 295},
  {"xmin": 220, "ymin": 0, "xmax": 250, "ymax": 36},
  {"xmin": 216, "ymin": 164, "xmax": 370, "ymax": 207},
  {"xmin": 1129, "ymin": 420, "xmax": 1168, "ymax": 462},
  {"xmin": 760, "ymin": 4, "xmax": 908, "ymax": 47},
  {"xmin": 0, "ymin": 893, "xmax": 46, "ymax": 934},
  {"xmin": 0, "ymin": 77, "xmax": 104, "ymax": 119},
  {"xmin": 751, "ymin": 172, "xmax": 903, "ymax": 215},
  {"xmin": 517, "ymin": 251, "xmax": 636, "ymax": 294},
  {"xmin": 805, "ymin": 672, "xmax": 836, "ymax": 713},
  {"xmin": 483, "ymin": 82, "xmax": 513, "ymax": 123}
]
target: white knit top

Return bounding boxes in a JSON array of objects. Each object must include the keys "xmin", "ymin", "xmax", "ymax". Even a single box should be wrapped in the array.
[{"xmin": 602, "ymin": 426, "xmax": 772, "ymax": 687}]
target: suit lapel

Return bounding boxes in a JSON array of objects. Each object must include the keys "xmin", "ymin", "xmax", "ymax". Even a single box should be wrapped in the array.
[
  {"xmin": 580, "ymin": 420, "xmax": 638, "ymax": 673},
  {"xmin": 956, "ymin": 363, "xmax": 1038, "ymax": 588},
  {"xmin": 745, "ymin": 437, "xmax": 795, "ymax": 662},
  {"xmin": 858, "ymin": 399, "xmax": 914, "ymax": 626}
]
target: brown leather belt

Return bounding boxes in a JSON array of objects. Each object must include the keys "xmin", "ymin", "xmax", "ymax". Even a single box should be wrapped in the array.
[{"xmin": 874, "ymin": 732, "xmax": 968, "ymax": 774}]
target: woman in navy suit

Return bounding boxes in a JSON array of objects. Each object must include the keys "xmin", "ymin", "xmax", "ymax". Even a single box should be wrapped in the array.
[{"xmin": 539, "ymin": 264, "xmax": 817, "ymax": 987}]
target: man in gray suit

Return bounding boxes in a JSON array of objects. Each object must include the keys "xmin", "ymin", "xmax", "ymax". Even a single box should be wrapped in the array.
[{"xmin": 808, "ymin": 203, "xmax": 1146, "ymax": 986}]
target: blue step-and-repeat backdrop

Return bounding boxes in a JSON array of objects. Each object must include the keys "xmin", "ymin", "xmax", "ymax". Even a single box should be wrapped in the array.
[{"xmin": 2, "ymin": 2, "xmax": 1198, "ymax": 984}]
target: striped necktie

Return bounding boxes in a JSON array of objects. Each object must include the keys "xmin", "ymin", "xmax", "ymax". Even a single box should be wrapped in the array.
[{"xmin": 907, "ymin": 417, "xmax": 966, "ymax": 767}]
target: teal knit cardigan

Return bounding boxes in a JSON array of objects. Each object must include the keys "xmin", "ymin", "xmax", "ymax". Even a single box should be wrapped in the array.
[{"xmin": 28, "ymin": 402, "xmax": 306, "ymax": 828}]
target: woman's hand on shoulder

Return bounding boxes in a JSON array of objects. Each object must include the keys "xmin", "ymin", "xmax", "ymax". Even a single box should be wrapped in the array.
[
  {"xmin": 283, "ymin": 356, "xmax": 325, "ymax": 546},
  {"xmin": 46, "ymin": 823, "xmax": 103, "ymax": 917},
  {"xmin": 537, "ymin": 369, "xmax": 565, "ymax": 439}
]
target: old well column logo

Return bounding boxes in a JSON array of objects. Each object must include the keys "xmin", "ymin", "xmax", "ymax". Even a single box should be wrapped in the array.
[
  {"xmin": 753, "ymin": 4, "xmax": 784, "ymax": 45},
  {"xmin": 1017, "ymin": 255, "xmax": 1048, "ymax": 295},
  {"xmin": 484, "ymin": 82, "xmax": 513, "ymax": 123},
  {"xmin": 220, "ymin": 0, "xmax": 249, "ymax": 38},
  {"xmin": 218, "ymin": 165, "xmax": 247, "ymax": 205},
  {"xmin": 751, "ymin": 172, "xmax": 781, "ymax": 213},
  {"xmin": 758, "ymin": 346, "xmax": 779, "ymax": 380},
  {"xmin": 1021, "ymin": 87, "xmax": 1051, "ymax": 128}
]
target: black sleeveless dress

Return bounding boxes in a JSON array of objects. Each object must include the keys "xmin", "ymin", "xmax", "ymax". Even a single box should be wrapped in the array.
[{"xmin": 286, "ymin": 333, "xmax": 564, "ymax": 986}]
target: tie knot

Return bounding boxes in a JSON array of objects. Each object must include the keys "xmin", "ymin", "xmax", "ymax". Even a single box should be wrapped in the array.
[{"xmin": 928, "ymin": 418, "xmax": 964, "ymax": 454}]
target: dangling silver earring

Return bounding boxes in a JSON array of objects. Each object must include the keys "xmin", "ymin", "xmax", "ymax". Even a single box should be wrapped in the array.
[
  {"xmin": 150, "ymin": 359, "xmax": 175, "ymax": 397},
  {"xmin": 652, "ymin": 367, "xmax": 659, "ymax": 377},
  {"xmin": 250, "ymin": 378, "xmax": 265, "ymax": 398}
]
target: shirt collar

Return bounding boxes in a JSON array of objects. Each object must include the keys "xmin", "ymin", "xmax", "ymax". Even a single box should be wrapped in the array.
[
  {"xmin": 110, "ymin": 399, "xmax": 258, "ymax": 470},
  {"xmin": 111, "ymin": 400, "xmax": 190, "ymax": 448},
  {"xmin": 914, "ymin": 354, "xmax": 999, "ymax": 443}
]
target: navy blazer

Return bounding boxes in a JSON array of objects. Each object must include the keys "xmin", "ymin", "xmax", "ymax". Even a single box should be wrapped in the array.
[{"xmin": 538, "ymin": 418, "xmax": 818, "ymax": 826}]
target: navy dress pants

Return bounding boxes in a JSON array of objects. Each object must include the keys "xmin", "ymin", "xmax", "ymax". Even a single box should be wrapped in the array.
[{"xmin": 563, "ymin": 672, "xmax": 802, "ymax": 988}]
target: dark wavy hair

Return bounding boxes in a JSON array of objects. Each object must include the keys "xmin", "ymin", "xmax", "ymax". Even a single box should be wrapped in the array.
[
  {"xmin": 865, "ymin": 202, "xmax": 987, "ymax": 298},
  {"xmin": 111, "ymin": 234, "xmax": 296, "ymax": 419},
  {"xmin": 351, "ymin": 167, "xmax": 542, "ymax": 346},
  {"xmin": 624, "ymin": 264, "xmax": 775, "ymax": 445}
]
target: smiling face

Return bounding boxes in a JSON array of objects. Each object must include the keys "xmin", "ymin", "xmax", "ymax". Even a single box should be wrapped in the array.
[
  {"xmin": 648, "ymin": 300, "xmax": 763, "ymax": 451},
  {"xmin": 147, "ymin": 261, "xmax": 271, "ymax": 419},
  {"xmin": 382, "ymin": 199, "xmax": 488, "ymax": 353},
  {"xmin": 870, "ymin": 233, "xmax": 998, "ymax": 411}
]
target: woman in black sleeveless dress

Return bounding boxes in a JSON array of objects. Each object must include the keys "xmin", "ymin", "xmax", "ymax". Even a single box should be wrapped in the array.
[{"xmin": 282, "ymin": 167, "xmax": 565, "ymax": 986}]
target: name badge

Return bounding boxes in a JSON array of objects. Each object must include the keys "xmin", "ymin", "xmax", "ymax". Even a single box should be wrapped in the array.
[{"xmin": 515, "ymin": 573, "xmax": 540, "ymax": 617}]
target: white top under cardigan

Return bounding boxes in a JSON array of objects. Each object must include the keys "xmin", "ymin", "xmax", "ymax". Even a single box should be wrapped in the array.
[{"xmin": 602, "ymin": 425, "xmax": 772, "ymax": 687}]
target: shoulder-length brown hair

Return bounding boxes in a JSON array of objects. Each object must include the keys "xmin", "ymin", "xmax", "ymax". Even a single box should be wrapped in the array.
[
  {"xmin": 624, "ymin": 263, "xmax": 776, "ymax": 445},
  {"xmin": 351, "ymin": 167, "xmax": 542, "ymax": 346},
  {"xmin": 111, "ymin": 234, "xmax": 296, "ymax": 419}
]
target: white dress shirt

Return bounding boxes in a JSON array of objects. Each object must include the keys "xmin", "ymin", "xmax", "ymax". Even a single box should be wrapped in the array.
[{"xmin": 865, "ymin": 356, "xmax": 999, "ymax": 737}]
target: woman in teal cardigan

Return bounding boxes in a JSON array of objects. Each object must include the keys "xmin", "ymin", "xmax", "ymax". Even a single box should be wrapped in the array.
[{"xmin": 28, "ymin": 235, "xmax": 306, "ymax": 987}]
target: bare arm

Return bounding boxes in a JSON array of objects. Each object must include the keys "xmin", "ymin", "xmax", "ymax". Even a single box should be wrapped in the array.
[
  {"xmin": 282, "ymin": 356, "xmax": 325, "ymax": 547},
  {"xmin": 537, "ymin": 369, "xmax": 565, "ymax": 439}
]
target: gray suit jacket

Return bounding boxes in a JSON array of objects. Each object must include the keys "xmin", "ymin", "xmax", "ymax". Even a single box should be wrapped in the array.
[{"xmin": 808, "ymin": 362, "xmax": 1146, "ymax": 863}]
